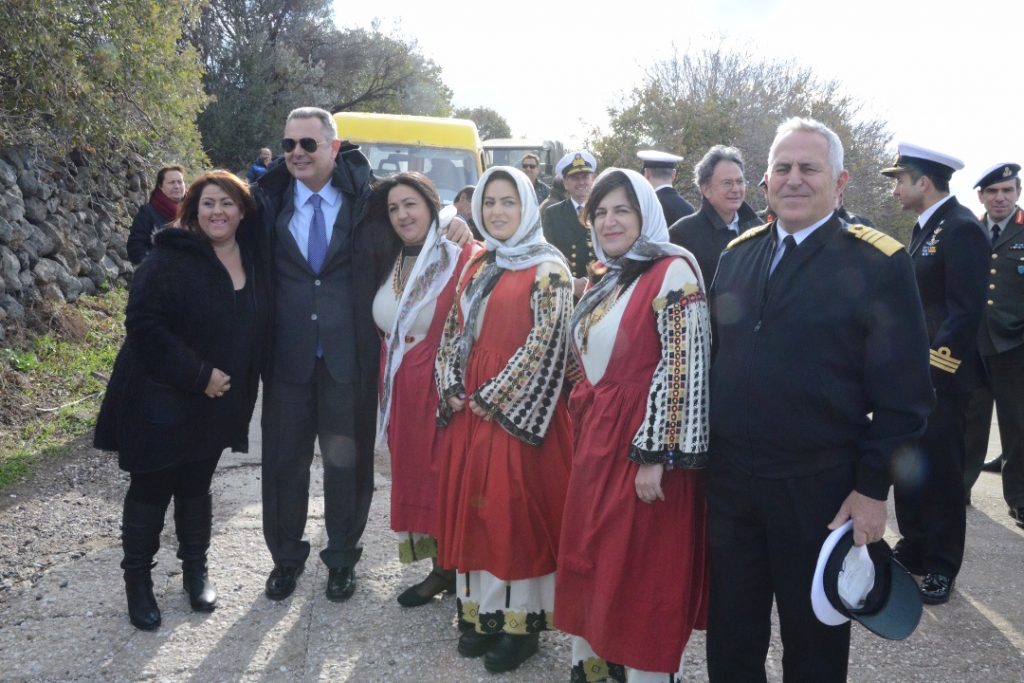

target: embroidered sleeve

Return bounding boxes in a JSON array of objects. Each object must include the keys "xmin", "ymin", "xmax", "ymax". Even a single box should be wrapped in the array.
[
  {"xmin": 629, "ymin": 269, "xmax": 711, "ymax": 468},
  {"xmin": 434, "ymin": 290, "xmax": 465, "ymax": 427},
  {"xmin": 471, "ymin": 265, "xmax": 573, "ymax": 446}
]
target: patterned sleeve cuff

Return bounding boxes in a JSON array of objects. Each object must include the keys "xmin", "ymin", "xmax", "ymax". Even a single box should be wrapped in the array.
[
  {"xmin": 628, "ymin": 445, "xmax": 709, "ymax": 469},
  {"xmin": 436, "ymin": 382, "xmax": 466, "ymax": 427},
  {"xmin": 470, "ymin": 388, "xmax": 544, "ymax": 447}
]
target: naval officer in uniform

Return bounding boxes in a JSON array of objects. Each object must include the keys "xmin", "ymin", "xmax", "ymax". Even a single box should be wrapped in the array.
[
  {"xmin": 542, "ymin": 150, "xmax": 598, "ymax": 297},
  {"xmin": 964, "ymin": 162, "xmax": 1024, "ymax": 527},
  {"xmin": 882, "ymin": 143, "xmax": 989, "ymax": 604},
  {"xmin": 706, "ymin": 117, "xmax": 932, "ymax": 682},
  {"xmin": 637, "ymin": 149, "xmax": 695, "ymax": 225}
]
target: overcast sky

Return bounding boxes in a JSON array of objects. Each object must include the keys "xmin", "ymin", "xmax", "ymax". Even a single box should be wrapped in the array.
[{"xmin": 337, "ymin": 0, "xmax": 1024, "ymax": 211}]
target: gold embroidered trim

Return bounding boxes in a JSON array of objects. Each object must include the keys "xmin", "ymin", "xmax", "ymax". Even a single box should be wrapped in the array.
[
  {"xmin": 846, "ymin": 225, "xmax": 904, "ymax": 256},
  {"xmin": 726, "ymin": 223, "xmax": 770, "ymax": 249}
]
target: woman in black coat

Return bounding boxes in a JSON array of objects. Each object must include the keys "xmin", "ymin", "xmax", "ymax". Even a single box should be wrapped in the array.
[
  {"xmin": 95, "ymin": 170, "xmax": 270, "ymax": 630},
  {"xmin": 126, "ymin": 165, "xmax": 187, "ymax": 265}
]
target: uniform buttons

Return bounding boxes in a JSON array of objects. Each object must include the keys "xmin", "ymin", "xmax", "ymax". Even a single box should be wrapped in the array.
[
  {"xmin": 990, "ymin": 284, "xmax": 996, "ymax": 290},
  {"xmin": 311, "ymin": 314, "xmax": 318, "ymax": 321},
  {"xmin": 988, "ymin": 300, "xmax": 995, "ymax": 305},
  {"xmin": 404, "ymin": 335, "xmax": 415, "ymax": 343},
  {"xmin": 992, "ymin": 253, "xmax": 998, "ymax": 260},
  {"xmin": 991, "ymin": 269, "xmax": 997, "ymax": 275},
  {"xmin": 315, "ymin": 279, "xmax": 321, "ymax": 286}
]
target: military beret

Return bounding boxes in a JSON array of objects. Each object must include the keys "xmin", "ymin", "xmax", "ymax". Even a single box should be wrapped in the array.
[{"xmin": 974, "ymin": 162, "xmax": 1021, "ymax": 189}]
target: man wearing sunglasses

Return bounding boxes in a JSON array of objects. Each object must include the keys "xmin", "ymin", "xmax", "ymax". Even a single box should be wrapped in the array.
[
  {"xmin": 252, "ymin": 107, "xmax": 471, "ymax": 605},
  {"xmin": 520, "ymin": 153, "xmax": 549, "ymax": 203}
]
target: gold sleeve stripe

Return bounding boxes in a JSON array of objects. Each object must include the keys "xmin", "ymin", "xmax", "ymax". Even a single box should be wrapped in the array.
[
  {"xmin": 846, "ymin": 225, "xmax": 904, "ymax": 257},
  {"xmin": 930, "ymin": 347, "xmax": 961, "ymax": 374}
]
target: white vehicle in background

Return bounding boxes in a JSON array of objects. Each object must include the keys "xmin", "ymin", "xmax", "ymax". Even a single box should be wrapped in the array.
[{"xmin": 483, "ymin": 139, "xmax": 565, "ymax": 185}]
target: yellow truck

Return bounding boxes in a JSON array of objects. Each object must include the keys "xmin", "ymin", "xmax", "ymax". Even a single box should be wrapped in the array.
[{"xmin": 332, "ymin": 112, "xmax": 485, "ymax": 204}]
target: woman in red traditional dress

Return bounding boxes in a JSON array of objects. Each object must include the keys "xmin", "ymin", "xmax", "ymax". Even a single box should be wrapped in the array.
[
  {"xmin": 370, "ymin": 172, "xmax": 479, "ymax": 607},
  {"xmin": 435, "ymin": 166, "xmax": 574, "ymax": 674},
  {"xmin": 555, "ymin": 168, "xmax": 712, "ymax": 682}
]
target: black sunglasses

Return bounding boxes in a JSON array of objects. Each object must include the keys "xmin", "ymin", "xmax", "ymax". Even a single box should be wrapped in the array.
[
  {"xmin": 281, "ymin": 137, "xmax": 326, "ymax": 153},
  {"xmin": 521, "ymin": 163, "xmax": 538, "ymax": 169}
]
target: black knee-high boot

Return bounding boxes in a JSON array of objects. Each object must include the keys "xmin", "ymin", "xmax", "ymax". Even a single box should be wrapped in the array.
[
  {"xmin": 174, "ymin": 493, "xmax": 216, "ymax": 611},
  {"xmin": 121, "ymin": 499, "xmax": 167, "ymax": 630}
]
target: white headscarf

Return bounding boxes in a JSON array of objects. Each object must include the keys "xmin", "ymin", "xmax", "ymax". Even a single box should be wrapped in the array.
[
  {"xmin": 375, "ymin": 203, "xmax": 460, "ymax": 451},
  {"xmin": 572, "ymin": 167, "xmax": 705, "ymax": 330},
  {"xmin": 459, "ymin": 165, "xmax": 568, "ymax": 367}
]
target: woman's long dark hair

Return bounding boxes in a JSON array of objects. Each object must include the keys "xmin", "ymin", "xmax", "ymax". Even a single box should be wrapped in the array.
[
  {"xmin": 176, "ymin": 170, "xmax": 257, "ymax": 243},
  {"xmin": 585, "ymin": 170, "xmax": 655, "ymax": 289},
  {"xmin": 368, "ymin": 171, "xmax": 442, "ymax": 288}
]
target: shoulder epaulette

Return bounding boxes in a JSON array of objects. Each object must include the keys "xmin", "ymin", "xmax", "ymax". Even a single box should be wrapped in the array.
[
  {"xmin": 726, "ymin": 223, "xmax": 770, "ymax": 249},
  {"xmin": 845, "ymin": 224, "xmax": 904, "ymax": 257}
]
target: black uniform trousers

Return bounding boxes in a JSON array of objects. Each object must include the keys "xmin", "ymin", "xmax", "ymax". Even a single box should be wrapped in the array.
[
  {"xmin": 893, "ymin": 390, "xmax": 968, "ymax": 577},
  {"xmin": 707, "ymin": 458, "xmax": 853, "ymax": 683},
  {"xmin": 965, "ymin": 344, "xmax": 1024, "ymax": 508},
  {"xmin": 260, "ymin": 359, "xmax": 376, "ymax": 570}
]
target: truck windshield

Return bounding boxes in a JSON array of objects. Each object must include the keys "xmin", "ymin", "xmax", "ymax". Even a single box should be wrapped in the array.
[
  {"xmin": 359, "ymin": 143, "xmax": 479, "ymax": 203},
  {"xmin": 489, "ymin": 148, "xmax": 538, "ymax": 168}
]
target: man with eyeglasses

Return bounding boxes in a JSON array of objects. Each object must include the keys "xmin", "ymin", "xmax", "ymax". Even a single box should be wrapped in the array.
[
  {"xmin": 668, "ymin": 145, "xmax": 761, "ymax": 285},
  {"xmin": 251, "ymin": 107, "xmax": 470, "ymax": 604},
  {"xmin": 520, "ymin": 153, "xmax": 549, "ymax": 203}
]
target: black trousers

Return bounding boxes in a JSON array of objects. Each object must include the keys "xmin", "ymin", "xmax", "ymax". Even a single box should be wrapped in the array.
[
  {"xmin": 126, "ymin": 450, "xmax": 221, "ymax": 507},
  {"xmin": 706, "ymin": 458, "xmax": 853, "ymax": 683},
  {"xmin": 260, "ymin": 359, "xmax": 375, "ymax": 569},
  {"xmin": 893, "ymin": 391, "xmax": 968, "ymax": 577},
  {"xmin": 965, "ymin": 344, "xmax": 1024, "ymax": 509}
]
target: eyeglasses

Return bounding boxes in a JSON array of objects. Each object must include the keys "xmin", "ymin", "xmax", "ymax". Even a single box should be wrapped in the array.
[
  {"xmin": 281, "ymin": 137, "xmax": 327, "ymax": 153},
  {"xmin": 521, "ymin": 164, "xmax": 538, "ymax": 170},
  {"xmin": 715, "ymin": 179, "xmax": 747, "ymax": 190}
]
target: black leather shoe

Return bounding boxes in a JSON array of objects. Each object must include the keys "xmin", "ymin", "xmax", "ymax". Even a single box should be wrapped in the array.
[
  {"xmin": 265, "ymin": 564, "xmax": 304, "ymax": 601},
  {"xmin": 1013, "ymin": 507, "xmax": 1024, "ymax": 529},
  {"xmin": 981, "ymin": 455, "xmax": 1004, "ymax": 473},
  {"xmin": 326, "ymin": 567, "xmax": 356, "ymax": 602},
  {"xmin": 457, "ymin": 629, "xmax": 500, "ymax": 658},
  {"xmin": 484, "ymin": 633, "xmax": 540, "ymax": 673},
  {"xmin": 920, "ymin": 573, "xmax": 955, "ymax": 605},
  {"xmin": 396, "ymin": 569, "xmax": 456, "ymax": 607}
]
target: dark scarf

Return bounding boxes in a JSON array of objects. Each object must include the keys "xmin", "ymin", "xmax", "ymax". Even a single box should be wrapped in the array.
[{"xmin": 150, "ymin": 188, "xmax": 178, "ymax": 223}]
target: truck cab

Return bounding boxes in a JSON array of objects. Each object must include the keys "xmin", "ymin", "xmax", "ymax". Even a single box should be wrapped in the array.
[{"xmin": 332, "ymin": 112, "xmax": 485, "ymax": 204}]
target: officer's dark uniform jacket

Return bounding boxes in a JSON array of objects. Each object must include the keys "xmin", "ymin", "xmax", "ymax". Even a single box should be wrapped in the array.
[
  {"xmin": 252, "ymin": 148, "xmax": 378, "ymax": 393},
  {"xmin": 978, "ymin": 207, "xmax": 1024, "ymax": 356},
  {"xmin": 668, "ymin": 198, "xmax": 761, "ymax": 286},
  {"xmin": 542, "ymin": 198, "xmax": 594, "ymax": 278},
  {"xmin": 709, "ymin": 213, "xmax": 934, "ymax": 500},
  {"xmin": 656, "ymin": 185, "xmax": 696, "ymax": 226},
  {"xmin": 908, "ymin": 197, "xmax": 989, "ymax": 394}
]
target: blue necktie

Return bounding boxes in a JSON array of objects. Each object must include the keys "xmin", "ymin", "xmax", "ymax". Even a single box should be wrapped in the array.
[{"xmin": 307, "ymin": 193, "xmax": 327, "ymax": 273}]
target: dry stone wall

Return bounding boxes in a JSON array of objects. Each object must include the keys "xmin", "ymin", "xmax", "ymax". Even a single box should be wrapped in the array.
[{"xmin": 0, "ymin": 146, "xmax": 145, "ymax": 340}]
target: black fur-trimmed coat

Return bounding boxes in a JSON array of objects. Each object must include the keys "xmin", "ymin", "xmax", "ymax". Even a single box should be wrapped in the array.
[{"xmin": 94, "ymin": 226, "xmax": 270, "ymax": 473}]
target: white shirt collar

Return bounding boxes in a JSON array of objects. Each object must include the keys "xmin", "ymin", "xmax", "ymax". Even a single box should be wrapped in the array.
[
  {"xmin": 294, "ymin": 179, "xmax": 341, "ymax": 208},
  {"xmin": 916, "ymin": 194, "xmax": 953, "ymax": 229},
  {"xmin": 776, "ymin": 212, "xmax": 832, "ymax": 246},
  {"xmin": 653, "ymin": 184, "xmax": 674, "ymax": 192}
]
